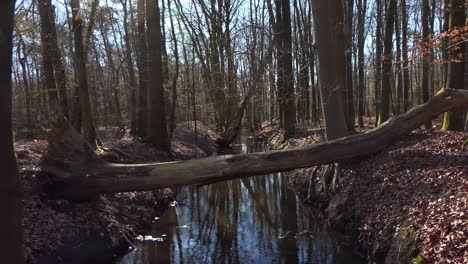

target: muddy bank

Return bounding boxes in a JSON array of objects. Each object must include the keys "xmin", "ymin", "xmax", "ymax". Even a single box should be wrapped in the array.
[
  {"xmin": 258, "ymin": 121, "xmax": 467, "ymax": 264},
  {"xmin": 19, "ymin": 122, "xmax": 220, "ymax": 264}
]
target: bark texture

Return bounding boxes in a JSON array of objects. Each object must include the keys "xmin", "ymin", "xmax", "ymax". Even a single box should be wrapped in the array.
[
  {"xmin": 70, "ymin": 0, "xmax": 100, "ymax": 147},
  {"xmin": 0, "ymin": 0, "xmax": 24, "ymax": 262},
  {"xmin": 146, "ymin": 0, "xmax": 170, "ymax": 149}
]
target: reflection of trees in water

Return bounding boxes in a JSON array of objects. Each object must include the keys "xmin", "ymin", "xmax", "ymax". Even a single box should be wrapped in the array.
[
  {"xmin": 121, "ymin": 133, "xmax": 363, "ymax": 264},
  {"xmin": 279, "ymin": 174, "xmax": 299, "ymax": 264}
]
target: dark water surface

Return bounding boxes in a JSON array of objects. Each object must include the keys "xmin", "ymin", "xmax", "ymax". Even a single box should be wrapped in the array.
[{"xmin": 119, "ymin": 128, "xmax": 365, "ymax": 264}]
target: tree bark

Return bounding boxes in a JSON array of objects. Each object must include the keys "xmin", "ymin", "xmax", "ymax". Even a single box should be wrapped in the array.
[
  {"xmin": 394, "ymin": 2, "xmax": 402, "ymax": 115},
  {"xmin": 84, "ymin": 0, "xmax": 100, "ymax": 56},
  {"xmin": 357, "ymin": 0, "xmax": 367, "ymax": 128},
  {"xmin": 147, "ymin": 0, "xmax": 170, "ymax": 149},
  {"xmin": 48, "ymin": 1, "xmax": 69, "ymax": 119},
  {"xmin": 280, "ymin": 0, "xmax": 296, "ymax": 139},
  {"xmin": 136, "ymin": 0, "xmax": 148, "ymax": 138},
  {"xmin": 45, "ymin": 89, "xmax": 468, "ymax": 199},
  {"xmin": 345, "ymin": 0, "xmax": 355, "ymax": 131},
  {"xmin": 311, "ymin": 0, "xmax": 349, "ymax": 140},
  {"xmin": 441, "ymin": 0, "xmax": 466, "ymax": 131},
  {"xmin": 121, "ymin": 0, "xmax": 138, "ymax": 134},
  {"xmin": 17, "ymin": 36, "xmax": 33, "ymax": 133},
  {"xmin": 0, "ymin": 0, "xmax": 24, "ymax": 262},
  {"xmin": 38, "ymin": 0, "xmax": 59, "ymax": 105},
  {"xmin": 401, "ymin": 0, "xmax": 410, "ymax": 112},
  {"xmin": 379, "ymin": 0, "xmax": 397, "ymax": 125},
  {"xmin": 70, "ymin": 0, "xmax": 100, "ymax": 148},
  {"xmin": 168, "ymin": 0, "xmax": 180, "ymax": 141},
  {"xmin": 311, "ymin": 0, "xmax": 350, "ymax": 193},
  {"xmin": 374, "ymin": 0, "xmax": 383, "ymax": 126},
  {"xmin": 421, "ymin": 0, "xmax": 432, "ymax": 129}
]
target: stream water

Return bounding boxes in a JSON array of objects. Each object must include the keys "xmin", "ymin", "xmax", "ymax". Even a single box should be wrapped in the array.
[{"xmin": 119, "ymin": 128, "xmax": 365, "ymax": 264}]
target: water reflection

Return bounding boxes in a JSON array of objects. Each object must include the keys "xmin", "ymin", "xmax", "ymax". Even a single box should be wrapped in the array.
[{"xmin": 119, "ymin": 128, "xmax": 364, "ymax": 264}]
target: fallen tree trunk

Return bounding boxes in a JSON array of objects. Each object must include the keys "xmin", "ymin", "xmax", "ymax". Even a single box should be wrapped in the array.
[{"xmin": 45, "ymin": 89, "xmax": 468, "ymax": 199}]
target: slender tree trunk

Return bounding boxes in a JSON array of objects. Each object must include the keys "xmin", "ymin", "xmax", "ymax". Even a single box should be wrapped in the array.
[
  {"xmin": 395, "ymin": 3, "xmax": 402, "ymax": 115},
  {"xmin": 357, "ymin": 0, "xmax": 367, "ymax": 128},
  {"xmin": 374, "ymin": 0, "xmax": 383, "ymax": 126},
  {"xmin": 379, "ymin": 0, "xmax": 397, "ymax": 125},
  {"xmin": 441, "ymin": 0, "xmax": 450, "ymax": 86},
  {"xmin": 421, "ymin": 0, "xmax": 432, "ymax": 129},
  {"xmin": 345, "ymin": 0, "xmax": 355, "ymax": 130},
  {"xmin": 17, "ymin": 37, "xmax": 33, "ymax": 133},
  {"xmin": 401, "ymin": 0, "xmax": 410, "ymax": 112},
  {"xmin": 168, "ymin": 0, "xmax": 180, "ymax": 140},
  {"xmin": 0, "ymin": 1, "xmax": 24, "ymax": 262},
  {"xmin": 84, "ymin": 0, "xmax": 100, "ymax": 56},
  {"xmin": 121, "ymin": 0, "xmax": 138, "ymax": 134},
  {"xmin": 99, "ymin": 19, "xmax": 123, "ymax": 128},
  {"xmin": 70, "ymin": 0, "xmax": 100, "ymax": 148},
  {"xmin": 275, "ymin": 0, "xmax": 296, "ymax": 139}
]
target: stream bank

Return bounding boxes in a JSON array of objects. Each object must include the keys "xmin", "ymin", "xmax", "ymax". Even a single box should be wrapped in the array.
[
  {"xmin": 258, "ymin": 121, "xmax": 467, "ymax": 264},
  {"xmin": 20, "ymin": 122, "xmax": 220, "ymax": 264}
]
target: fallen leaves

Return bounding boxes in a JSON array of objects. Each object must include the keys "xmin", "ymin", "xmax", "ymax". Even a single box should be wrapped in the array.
[
  {"xmin": 261, "ymin": 123, "xmax": 467, "ymax": 264},
  {"xmin": 17, "ymin": 123, "xmax": 216, "ymax": 263}
]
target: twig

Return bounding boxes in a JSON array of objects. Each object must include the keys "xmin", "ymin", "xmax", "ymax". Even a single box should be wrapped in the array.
[{"xmin": 445, "ymin": 39, "xmax": 468, "ymax": 50}]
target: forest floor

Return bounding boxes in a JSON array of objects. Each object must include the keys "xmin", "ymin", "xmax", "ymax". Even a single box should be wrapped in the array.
[
  {"xmin": 258, "ymin": 118, "xmax": 467, "ymax": 264},
  {"xmin": 18, "ymin": 121, "xmax": 220, "ymax": 264}
]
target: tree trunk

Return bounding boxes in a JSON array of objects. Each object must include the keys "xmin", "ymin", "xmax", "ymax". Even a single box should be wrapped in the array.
[
  {"xmin": 345, "ymin": 0, "xmax": 355, "ymax": 130},
  {"xmin": 280, "ymin": 0, "xmax": 296, "ymax": 139},
  {"xmin": 311, "ymin": 0, "xmax": 350, "ymax": 192},
  {"xmin": 50, "ymin": 7, "xmax": 69, "ymax": 119},
  {"xmin": 38, "ymin": 0, "xmax": 69, "ymax": 118},
  {"xmin": 121, "ymin": 0, "xmax": 138, "ymax": 134},
  {"xmin": 136, "ymin": 0, "xmax": 149, "ymax": 138},
  {"xmin": 45, "ymin": 89, "xmax": 468, "ymax": 199},
  {"xmin": 311, "ymin": 0, "xmax": 348, "ymax": 140},
  {"xmin": 99, "ymin": 18, "xmax": 123, "ymax": 128},
  {"xmin": 357, "ymin": 0, "xmax": 367, "ymax": 128},
  {"xmin": 401, "ymin": 0, "xmax": 410, "ymax": 112},
  {"xmin": 17, "ymin": 37, "xmax": 33, "ymax": 133},
  {"xmin": 379, "ymin": 0, "xmax": 397, "ymax": 125},
  {"xmin": 168, "ymin": 0, "xmax": 180, "ymax": 141},
  {"xmin": 441, "ymin": 0, "xmax": 466, "ymax": 131},
  {"xmin": 421, "ymin": 0, "xmax": 432, "ymax": 129},
  {"xmin": 84, "ymin": 0, "xmax": 100, "ymax": 56},
  {"xmin": 374, "ymin": 0, "xmax": 383, "ymax": 126},
  {"xmin": 0, "ymin": 1, "xmax": 24, "ymax": 262},
  {"xmin": 70, "ymin": 0, "xmax": 100, "ymax": 148},
  {"xmin": 147, "ymin": 0, "xmax": 170, "ymax": 149},
  {"xmin": 394, "ymin": 2, "xmax": 402, "ymax": 115},
  {"xmin": 38, "ymin": 0, "xmax": 59, "ymax": 106}
]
